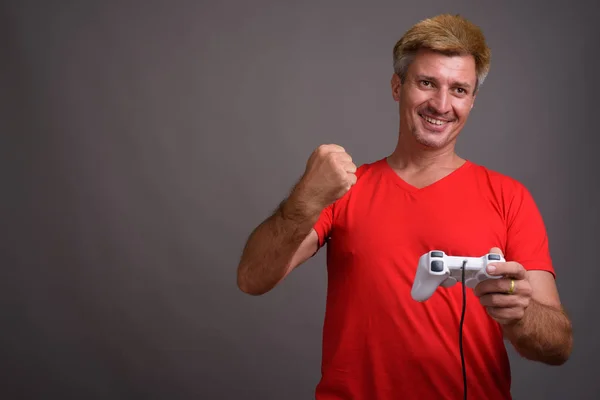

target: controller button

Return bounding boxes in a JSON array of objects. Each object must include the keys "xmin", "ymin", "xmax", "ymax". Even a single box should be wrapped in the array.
[
  {"xmin": 431, "ymin": 251, "xmax": 444, "ymax": 258},
  {"xmin": 431, "ymin": 260, "xmax": 444, "ymax": 272},
  {"xmin": 488, "ymin": 254, "xmax": 501, "ymax": 260}
]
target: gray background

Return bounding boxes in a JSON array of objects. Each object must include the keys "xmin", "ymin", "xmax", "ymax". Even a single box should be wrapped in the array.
[{"xmin": 1, "ymin": 0, "xmax": 598, "ymax": 399}]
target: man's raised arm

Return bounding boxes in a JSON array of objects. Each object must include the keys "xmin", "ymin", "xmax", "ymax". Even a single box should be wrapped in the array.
[{"xmin": 236, "ymin": 144, "xmax": 357, "ymax": 295}]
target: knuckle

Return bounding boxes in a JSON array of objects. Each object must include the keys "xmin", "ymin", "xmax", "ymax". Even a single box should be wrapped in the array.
[
  {"xmin": 334, "ymin": 166, "xmax": 346, "ymax": 180},
  {"xmin": 513, "ymin": 296, "xmax": 525, "ymax": 308},
  {"xmin": 322, "ymin": 143, "xmax": 344, "ymax": 154},
  {"xmin": 325, "ymin": 152, "xmax": 338, "ymax": 164},
  {"xmin": 520, "ymin": 298, "xmax": 530, "ymax": 308},
  {"xmin": 521, "ymin": 283, "xmax": 533, "ymax": 297},
  {"xmin": 317, "ymin": 144, "xmax": 332, "ymax": 155},
  {"xmin": 332, "ymin": 151, "xmax": 346, "ymax": 161},
  {"xmin": 474, "ymin": 282, "xmax": 488, "ymax": 296}
]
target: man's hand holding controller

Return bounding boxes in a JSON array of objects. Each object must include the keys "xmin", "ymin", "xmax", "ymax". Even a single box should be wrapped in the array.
[{"xmin": 473, "ymin": 247, "xmax": 534, "ymax": 326}]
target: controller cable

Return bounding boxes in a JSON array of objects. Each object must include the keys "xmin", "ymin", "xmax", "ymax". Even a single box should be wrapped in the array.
[{"xmin": 459, "ymin": 260, "xmax": 467, "ymax": 400}]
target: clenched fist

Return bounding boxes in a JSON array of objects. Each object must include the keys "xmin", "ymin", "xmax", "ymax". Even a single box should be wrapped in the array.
[{"xmin": 297, "ymin": 144, "xmax": 357, "ymax": 210}]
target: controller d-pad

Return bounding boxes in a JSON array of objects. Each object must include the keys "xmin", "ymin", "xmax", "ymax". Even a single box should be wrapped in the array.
[
  {"xmin": 488, "ymin": 254, "xmax": 501, "ymax": 260},
  {"xmin": 431, "ymin": 260, "xmax": 444, "ymax": 272},
  {"xmin": 431, "ymin": 251, "xmax": 444, "ymax": 258}
]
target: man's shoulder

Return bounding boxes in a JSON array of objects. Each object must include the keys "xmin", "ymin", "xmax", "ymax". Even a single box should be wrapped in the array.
[{"xmin": 467, "ymin": 160, "xmax": 529, "ymax": 194}]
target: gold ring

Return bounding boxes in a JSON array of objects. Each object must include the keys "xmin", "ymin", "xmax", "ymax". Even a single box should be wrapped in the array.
[{"xmin": 507, "ymin": 279, "xmax": 515, "ymax": 294}]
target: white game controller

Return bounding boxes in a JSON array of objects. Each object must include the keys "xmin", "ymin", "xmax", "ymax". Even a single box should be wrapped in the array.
[{"xmin": 411, "ymin": 250, "xmax": 505, "ymax": 302}]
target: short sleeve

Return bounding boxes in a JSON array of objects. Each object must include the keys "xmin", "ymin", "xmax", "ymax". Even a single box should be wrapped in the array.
[
  {"xmin": 313, "ymin": 203, "xmax": 334, "ymax": 248},
  {"xmin": 504, "ymin": 183, "xmax": 555, "ymax": 278}
]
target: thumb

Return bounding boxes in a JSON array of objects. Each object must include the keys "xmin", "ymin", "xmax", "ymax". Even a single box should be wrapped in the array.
[{"xmin": 489, "ymin": 247, "xmax": 504, "ymax": 256}]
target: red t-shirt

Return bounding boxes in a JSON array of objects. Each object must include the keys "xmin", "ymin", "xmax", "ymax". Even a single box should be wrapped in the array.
[{"xmin": 312, "ymin": 157, "xmax": 555, "ymax": 400}]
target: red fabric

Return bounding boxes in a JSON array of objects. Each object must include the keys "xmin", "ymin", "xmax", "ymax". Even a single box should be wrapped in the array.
[{"xmin": 312, "ymin": 158, "xmax": 555, "ymax": 400}]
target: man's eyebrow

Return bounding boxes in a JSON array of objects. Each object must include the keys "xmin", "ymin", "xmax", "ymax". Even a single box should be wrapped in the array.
[
  {"xmin": 452, "ymin": 80, "xmax": 473, "ymax": 90},
  {"xmin": 415, "ymin": 74, "xmax": 473, "ymax": 90},
  {"xmin": 416, "ymin": 74, "xmax": 438, "ymax": 83}
]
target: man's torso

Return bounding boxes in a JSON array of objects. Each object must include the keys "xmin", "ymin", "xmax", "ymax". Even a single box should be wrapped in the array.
[{"xmin": 313, "ymin": 158, "xmax": 515, "ymax": 400}]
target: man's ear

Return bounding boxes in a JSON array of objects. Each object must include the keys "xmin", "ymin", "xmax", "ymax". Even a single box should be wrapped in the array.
[{"xmin": 391, "ymin": 73, "xmax": 402, "ymax": 102}]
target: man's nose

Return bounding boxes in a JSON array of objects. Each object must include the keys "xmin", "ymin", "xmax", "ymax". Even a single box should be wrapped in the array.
[{"xmin": 429, "ymin": 90, "xmax": 452, "ymax": 115}]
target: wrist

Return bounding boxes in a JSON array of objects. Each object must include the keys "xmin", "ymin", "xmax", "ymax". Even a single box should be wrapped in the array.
[
  {"xmin": 286, "ymin": 181, "xmax": 325, "ymax": 218},
  {"xmin": 501, "ymin": 299, "xmax": 536, "ymax": 335},
  {"xmin": 501, "ymin": 314, "xmax": 526, "ymax": 340},
  {"xmin": 501, "ymin": 300, "xmax": 573, "ymax": 365},
  {"xmin": 280, "ymin": 185, "xmax": 323, "ymax": 223}
]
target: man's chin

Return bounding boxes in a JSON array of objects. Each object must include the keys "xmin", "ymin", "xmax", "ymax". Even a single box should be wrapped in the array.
[{"xmin": 414, "ymin": 132, "xmax": 450, "ymax": 149}]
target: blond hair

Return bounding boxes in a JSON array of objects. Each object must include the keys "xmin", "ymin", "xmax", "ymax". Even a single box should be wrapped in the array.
[{"xmin": 393, "ymin": 14, "xmax": 491, "ymax": 92}]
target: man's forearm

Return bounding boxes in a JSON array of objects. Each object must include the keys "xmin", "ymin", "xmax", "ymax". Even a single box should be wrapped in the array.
[
  {"xmin": 503, "ymin": 299, "xmax": 573, "ymax": 365},
  {"xmin": 237, "ymin": 186, "xmax": 322, "ymax": 295}
]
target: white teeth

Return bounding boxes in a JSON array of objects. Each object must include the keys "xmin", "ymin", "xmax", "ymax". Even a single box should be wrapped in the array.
[{"xmin": 422, "ymin": 115, "xmax": 447, "ymax": 126}]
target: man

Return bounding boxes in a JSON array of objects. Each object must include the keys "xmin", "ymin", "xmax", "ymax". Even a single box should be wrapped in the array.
[{"xmin": 237, "ymin": 14, "xmax": 573, "ymax": 400}]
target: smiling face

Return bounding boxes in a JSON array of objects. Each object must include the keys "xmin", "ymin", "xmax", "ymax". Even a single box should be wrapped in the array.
[{"xmin": 392, "ymin": 48, "xmax": 478, "ymax": 151}]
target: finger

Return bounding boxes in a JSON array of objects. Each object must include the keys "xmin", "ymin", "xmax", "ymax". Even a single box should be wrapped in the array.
[
  {"xmin": 346, "ymin": 172, "xmax": 357, "ymax": 186},
  {"xmin": 342, "ymin": 161, "xmax": 357, "ymax": 173},
  {"xmin": 479, "ymin": 293, "xmax": 522, "ymax": 308},
  {"xmin": 487, "ymin": 261, "xmax": 526, "ymax": 280},
  {"xmin": 314, "ymin": 144, "xmax": 346, "ymax": 161},
  {"xmin": 489, "ymin": 247, "xmax": 504, "ymax": 256},
  {"xmin": 323, "ymin": 144, "xmax": 346, "ymax": 153},
  {"xmin": 486, "ymin": 306, "xmax": 526, "ymax": 323},
  {"xmin": 474, "ymin": 277, "xmax": 519, "ymax": 296},
  {"xmin": 485, "ymin": 247, "xmax": 505, "ymax": 275},
  {"xmin": 334, "ymin": 152, "xmax": 353, "ymax": 165}
]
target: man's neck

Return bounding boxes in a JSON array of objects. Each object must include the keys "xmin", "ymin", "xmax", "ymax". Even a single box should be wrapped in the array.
[
  {"xmin": 387, "ymin": 142, "xmax": 464, "ymax": 173},
  {"xmin": 386, "ymin": 141, "xmax": 466, "ymax": 190}
]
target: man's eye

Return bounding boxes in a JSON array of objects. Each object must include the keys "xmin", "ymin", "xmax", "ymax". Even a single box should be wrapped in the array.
[{"xmin": 421, "ymin": 80, "xmax": 431, "ymax": 87}]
